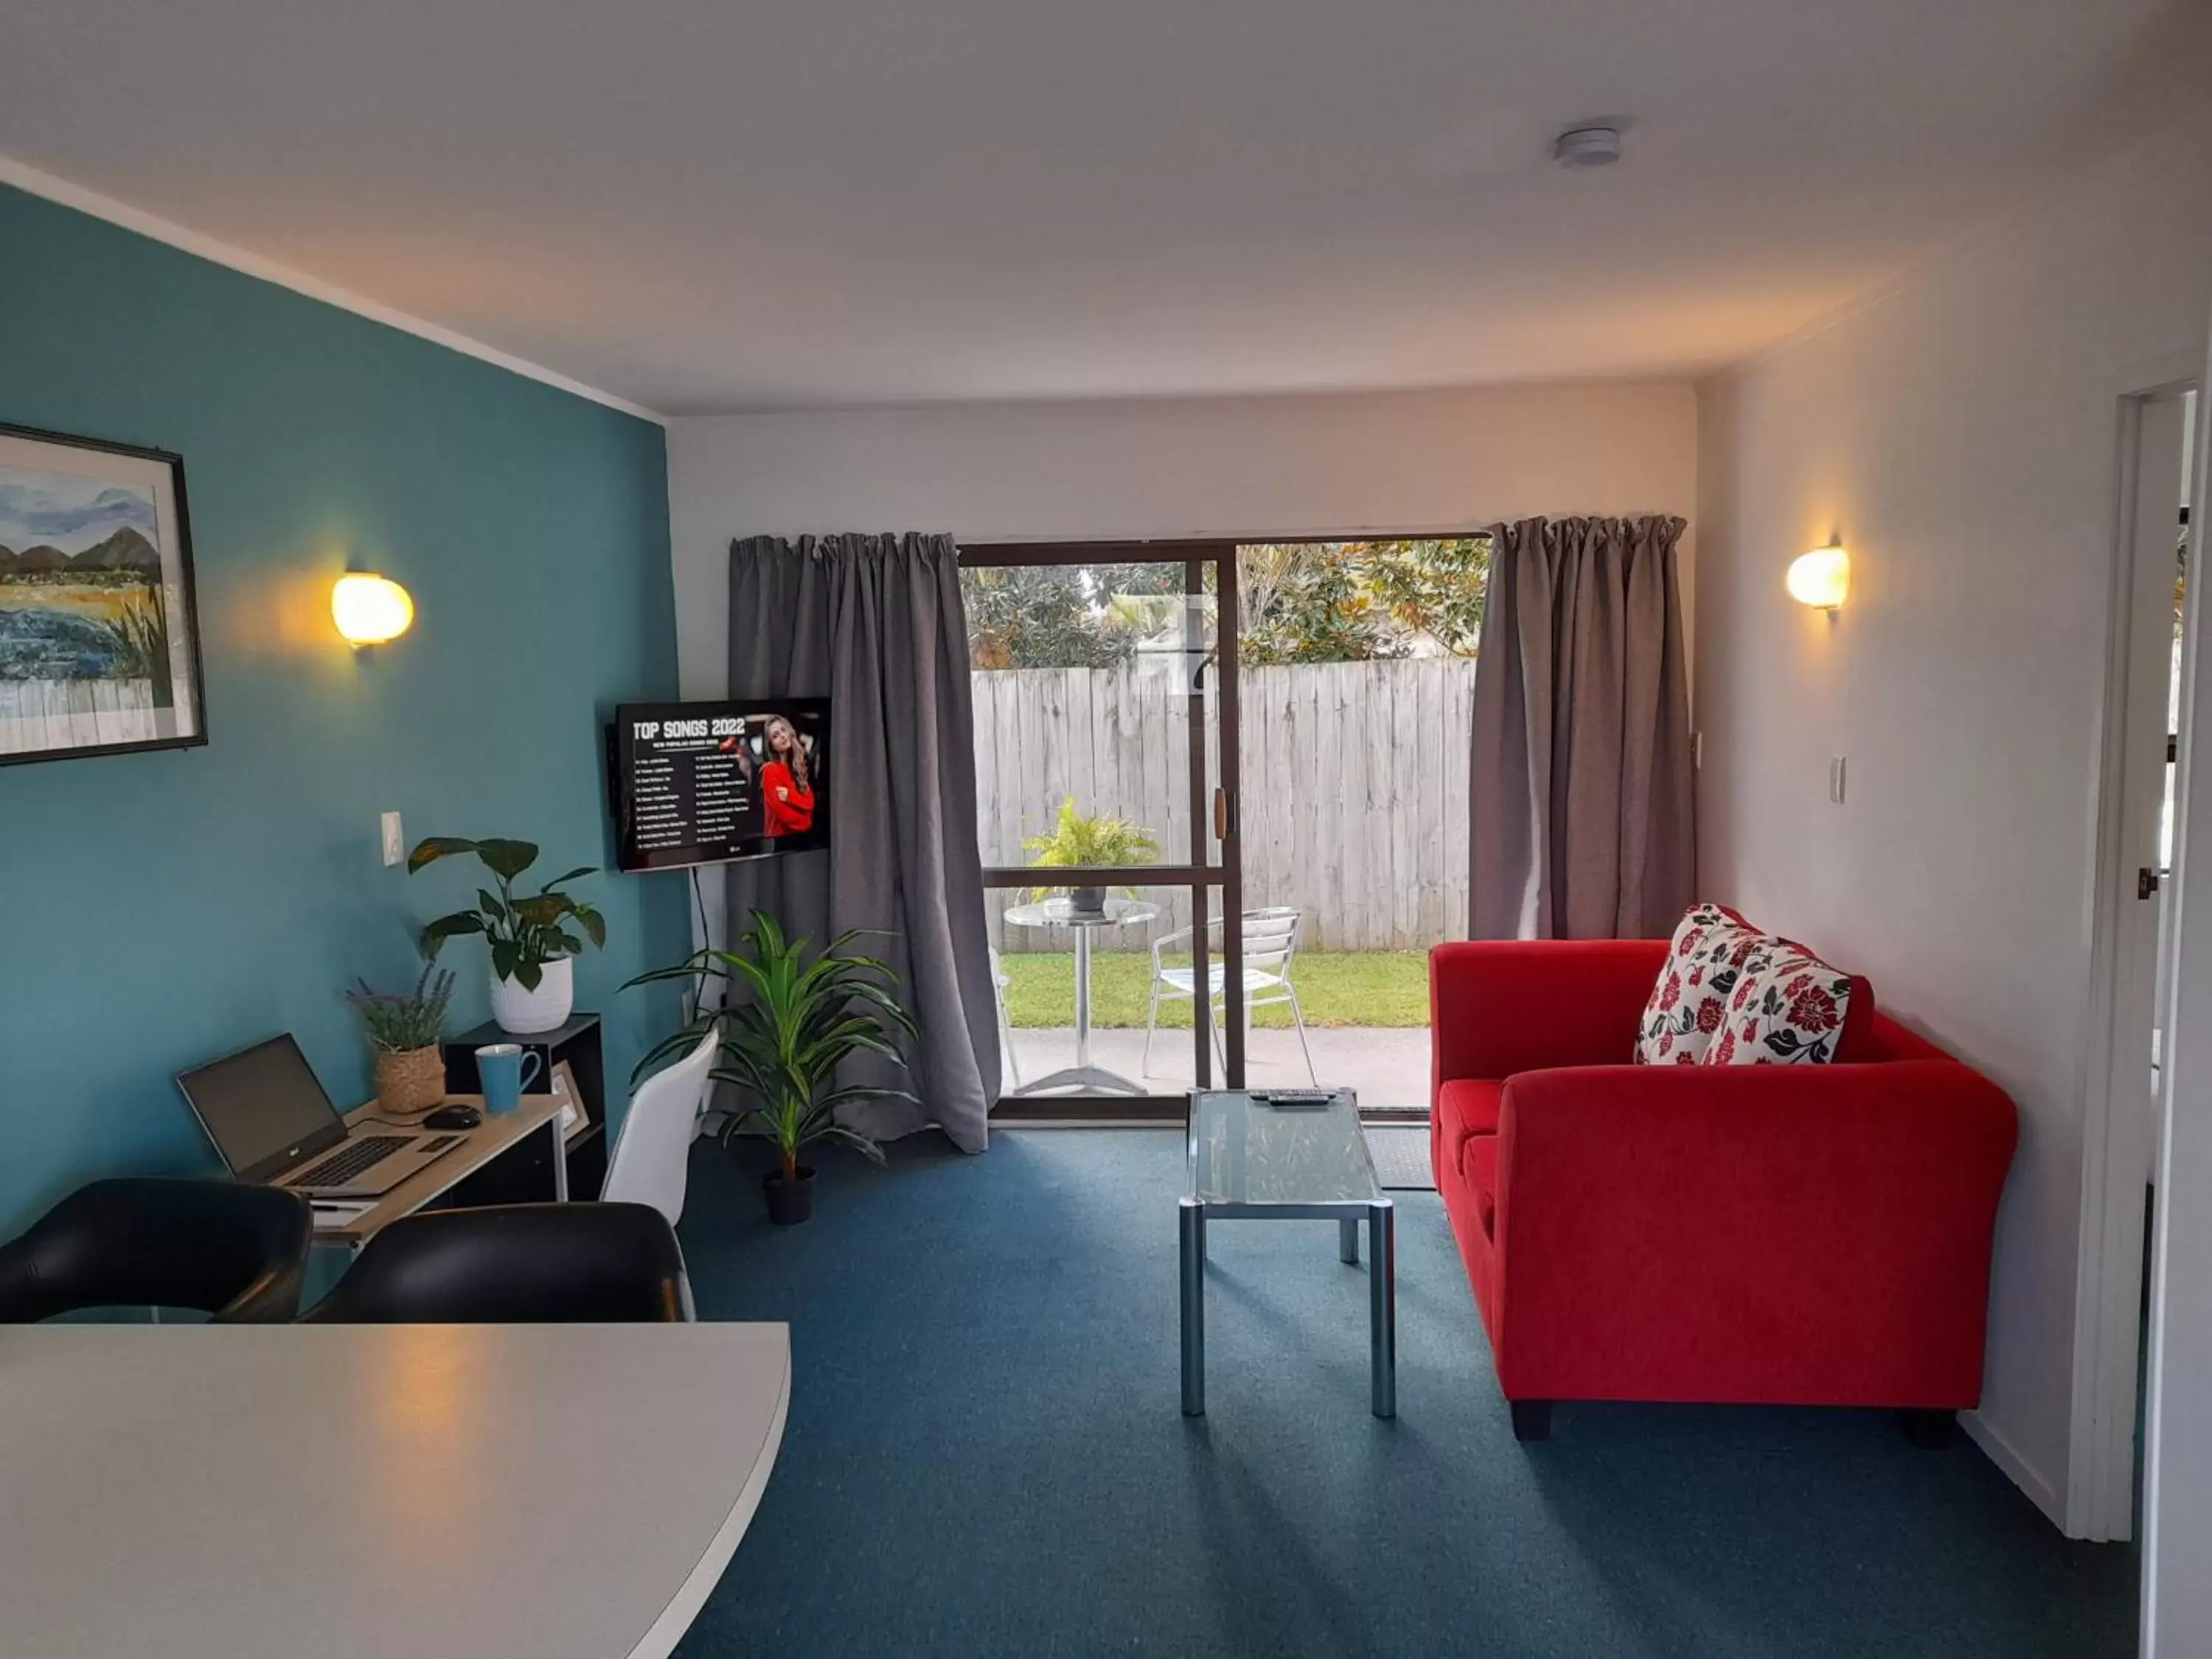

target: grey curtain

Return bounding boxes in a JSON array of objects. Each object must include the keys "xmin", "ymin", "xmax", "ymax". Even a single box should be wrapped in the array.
[
  {"xmin": 1468, "ymin": 515, "xmax": 1694, "ymax": 939},
  {"xmin": 724, "ymin": 533, "xmax": 996, "ymax": 1152}
]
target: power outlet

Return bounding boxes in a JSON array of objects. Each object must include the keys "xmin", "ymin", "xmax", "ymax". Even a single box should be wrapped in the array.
[
  {"xmin": 1829, "ymin": 757, "xmax": 1847, "ymax": 804},
  {"xmin": 380, "ymin": 811, "xmax": 405, "ymax": 866}
]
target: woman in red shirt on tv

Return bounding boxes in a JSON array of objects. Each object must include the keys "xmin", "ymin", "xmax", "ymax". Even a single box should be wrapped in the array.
[{"xmin": 759, "ymin": 714, "xmax": 815, "ymax": 836}]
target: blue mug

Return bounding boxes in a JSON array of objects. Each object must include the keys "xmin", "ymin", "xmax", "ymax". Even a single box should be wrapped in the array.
[{"xmin": 474, "ymin": 1043, "xmax": 543, "ymax": 1116}]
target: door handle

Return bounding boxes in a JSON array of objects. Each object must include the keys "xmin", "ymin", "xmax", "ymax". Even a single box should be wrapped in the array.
[{"xmin": 1213, "ymin": 787, "xmax": 1232, "ymax": 841}]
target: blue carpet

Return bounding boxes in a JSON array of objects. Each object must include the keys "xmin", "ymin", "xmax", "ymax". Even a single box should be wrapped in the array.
[{"xmin": 673, "ymin": 1130, "xmax": 2134, "ymax": 1658}]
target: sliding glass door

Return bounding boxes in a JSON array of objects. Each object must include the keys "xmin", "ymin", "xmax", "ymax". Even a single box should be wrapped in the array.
[
  {"xmin": 963, "ymin": 543, "xmax": 1244, "ymax": 1117},
  {"xmin": 967, "ymin": 533, "xmax": 1489, "ymax": 1120}
]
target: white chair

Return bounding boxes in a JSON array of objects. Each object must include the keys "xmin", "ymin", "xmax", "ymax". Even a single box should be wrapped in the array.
[
  {"xmin": 1142, "ymin": 907, "xmax": 1315, "ymax": 1085},
  {"xmin": 989, "ymin": 945, "xmax": 1023, "ymax": 1090},
  {"xmin": 599, "ymin": 1028, "xmax": 720, "ymax": 1228}
]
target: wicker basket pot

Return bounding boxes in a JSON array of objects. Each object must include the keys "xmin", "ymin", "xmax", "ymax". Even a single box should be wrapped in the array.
[{"xmin": 374, "ymin": 1044, "xmax": 446, "ymax": 1118}]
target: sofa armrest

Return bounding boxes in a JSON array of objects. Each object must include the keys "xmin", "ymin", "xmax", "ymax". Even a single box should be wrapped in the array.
[
  {"xmin": 1488, "ymin": 1061, "xmax": 2018, "ymax": 1405},
  {"xmin": 1430, "ymin": 940, "xmax": 1668, "ymax": 1092}
]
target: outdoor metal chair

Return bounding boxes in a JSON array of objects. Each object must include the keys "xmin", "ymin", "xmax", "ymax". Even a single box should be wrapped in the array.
[
  {"xmin": 1142, "ymin": 906, "xmax": 1315, "ymax": 1084},
  {"xmin": 990, "ymin": 945, "xmax": 1023, "ymax": 1090}
]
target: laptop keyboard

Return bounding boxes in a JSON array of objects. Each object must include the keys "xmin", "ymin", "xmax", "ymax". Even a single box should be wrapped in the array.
[{"xmin": 293, "ymin": 1135, "xmax": 411, "ymax": 1189}]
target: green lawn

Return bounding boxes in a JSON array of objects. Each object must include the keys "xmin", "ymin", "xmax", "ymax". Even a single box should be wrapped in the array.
[{"xmin": 998, "ymin": 948, "xmax": 1428, "ymax": 1029}]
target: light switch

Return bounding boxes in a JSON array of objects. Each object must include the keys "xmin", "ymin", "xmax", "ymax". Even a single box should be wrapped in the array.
[
  {"xmin": 381, "ymin": 811, "xmax": 405, "ymax": 866},
  {"xmin": 1829, "ymin": 757, "xmax": 1847, "ymax": 804}
]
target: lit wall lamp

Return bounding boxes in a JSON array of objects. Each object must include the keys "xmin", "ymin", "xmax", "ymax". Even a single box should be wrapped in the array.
[
  {"xmin": 1787, "ymin": 543, "xmax": 1850, "ymax": 611},
  {"xmin": 332, "ymin": 572, "xmax": 415, "ymax": 647}
]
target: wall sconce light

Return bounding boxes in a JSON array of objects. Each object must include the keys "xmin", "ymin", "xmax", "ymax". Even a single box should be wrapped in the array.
[
  {"xmin": 1787, "ymin": 544, "xmax": 1850, "ymax": 611},
  {"xmin": 332, "ymin": 572, "xmax": 415, "ymax": 646}
]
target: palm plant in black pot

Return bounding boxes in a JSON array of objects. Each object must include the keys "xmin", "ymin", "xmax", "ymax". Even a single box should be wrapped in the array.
[
  {"xmin": 625, "ymin": 910, "xmax": 917, "ymax": 1225},
  {"xmin": 1020, "ymin": 795, "xmax": 1158, "ymax": 917}
]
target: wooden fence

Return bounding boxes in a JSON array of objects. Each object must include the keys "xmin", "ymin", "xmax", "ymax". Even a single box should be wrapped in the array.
[{"xmin": 973, "ymin": 658, "xmax": 1475, "ymax": 953}]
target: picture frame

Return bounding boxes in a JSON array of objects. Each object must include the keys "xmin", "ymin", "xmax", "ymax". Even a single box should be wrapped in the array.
[
  {"xmin": 548, "ymin": 1059, "xmax": 588, "ymax": 1144},
  {"xmin": 0, "ymin": 422, "xmax": 207, "ymax": 766}
]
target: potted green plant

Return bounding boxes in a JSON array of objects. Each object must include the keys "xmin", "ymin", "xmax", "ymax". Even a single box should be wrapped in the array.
[
  {"xmin": 345, "ymin": 964, "xmax": 457, "ymax": 1119},
  {"xmin": 1021, "ymin": 795, "xmax": 1160, "ymax": 917},
  {"xmin": 625, "ymin": 910, "xmax": 917, "ymax": 1225},
  {"xmin": 409, "ymin": 836, "xmax": 605, "ymax": 1034}
]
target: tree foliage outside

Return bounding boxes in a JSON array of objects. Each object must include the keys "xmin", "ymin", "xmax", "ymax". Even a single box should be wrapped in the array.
[
  {"xmin": 964, "ymin": 562, "xmax": 1183, "ymax": 670},
  {"xmin": 963, "ymin": 538, "xmax": 1490, "ymax": 669},
  {"xmin": 1237, "ymin": 538, "xmax": 1489, "ymax": 665}
]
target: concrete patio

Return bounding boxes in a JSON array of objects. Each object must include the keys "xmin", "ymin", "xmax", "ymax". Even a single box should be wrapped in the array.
[{"xmin": 1003, "ymin": 1024, "xmax": 1433, "ymax": 1111}]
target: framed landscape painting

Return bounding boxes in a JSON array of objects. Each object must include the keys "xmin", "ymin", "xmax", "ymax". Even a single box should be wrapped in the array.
[{"xmin": 0, "ymin": 423, "xmax": 206, "ymax": 765}]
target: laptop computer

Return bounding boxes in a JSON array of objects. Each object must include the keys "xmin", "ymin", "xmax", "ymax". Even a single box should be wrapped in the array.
[{"xmin": 178, "ymin": 1033, "xmax": 466, "ymax": 1198}]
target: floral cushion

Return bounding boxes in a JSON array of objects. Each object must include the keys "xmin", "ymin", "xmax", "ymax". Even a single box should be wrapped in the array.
[
  {"xmin": 1635, "ymin": 902, "xmax": 1763, "ymax": 1065},
  {"xmin": 1706, "ymin": 939, "xmax": 1856, "ymax": 1065}
]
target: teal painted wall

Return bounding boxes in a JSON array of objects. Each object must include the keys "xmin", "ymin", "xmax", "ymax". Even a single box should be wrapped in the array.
[{"xmin": 0, "ymin": 183, "xmax": 689, "ymax": 1231}]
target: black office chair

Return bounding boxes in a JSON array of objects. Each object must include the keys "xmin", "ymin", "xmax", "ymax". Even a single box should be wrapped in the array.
[
  {"xmin": 0, "ymin": 1177, "xmax": 314, "ymax": 1324},
  {"xmin": 304, "ymin": 1202, "xmax": 695, "ymax": 1324}
]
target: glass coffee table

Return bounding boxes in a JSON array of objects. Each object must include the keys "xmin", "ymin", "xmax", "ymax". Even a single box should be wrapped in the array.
[{"xmin": 1180, "ymin": 1088, "xmax": 1396, "ymax": 1418}]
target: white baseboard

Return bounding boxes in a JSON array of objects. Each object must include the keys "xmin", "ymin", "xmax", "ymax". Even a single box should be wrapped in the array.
[{"xmin": 1963, "ymin": 1408, "xmax": 2068, "ymax": 1532}]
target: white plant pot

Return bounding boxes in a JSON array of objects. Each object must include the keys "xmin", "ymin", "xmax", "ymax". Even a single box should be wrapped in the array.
[{"xmin": 490, "ymin": 955, "xmax": 574, "ymax": 1034}]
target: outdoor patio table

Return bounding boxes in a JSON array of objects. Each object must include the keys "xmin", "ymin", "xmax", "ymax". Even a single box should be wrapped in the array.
[{"xmin": 1002, "ymin": 896, "xmax": 1161, "ymax": 1094}]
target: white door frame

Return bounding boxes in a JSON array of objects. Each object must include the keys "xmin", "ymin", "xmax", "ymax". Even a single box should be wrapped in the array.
[
  {"xmin": 2073, "ymin": 366, "xmax": 2198, "ymax": 1541},
  {"xmin": 2143, "ymin": 313, "xmax": 2212, "ymax": 1655}
]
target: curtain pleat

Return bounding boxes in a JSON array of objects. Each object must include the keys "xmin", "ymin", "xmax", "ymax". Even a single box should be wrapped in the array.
[{"xmin": 1468, "ymin": 515, "xmax": 1694, "ymax": 940}]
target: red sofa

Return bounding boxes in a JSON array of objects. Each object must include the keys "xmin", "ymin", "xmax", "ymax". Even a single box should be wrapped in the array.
[{"xmin": 1428, "ymin": 937, "xmax": 2017, "ymax": 1442}]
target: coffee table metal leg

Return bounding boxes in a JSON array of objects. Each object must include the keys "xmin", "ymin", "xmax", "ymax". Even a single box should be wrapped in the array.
[
  {"xmin": 1180, "ymin": 1199, "xmax": 1206, "ymax": 1415},
  {"xmin": 1368, "ymin": 1200, "xmax": 1396, "ymax": 1419},
  {"xmin": 1338, "ymin": 1214, "xmax": 1360, "ymax": 1265}
]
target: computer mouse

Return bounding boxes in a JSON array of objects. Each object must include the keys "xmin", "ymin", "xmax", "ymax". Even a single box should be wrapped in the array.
[{"xmin": 422, "ymin": 1103, "xmax": 483, "ymax": 1130}]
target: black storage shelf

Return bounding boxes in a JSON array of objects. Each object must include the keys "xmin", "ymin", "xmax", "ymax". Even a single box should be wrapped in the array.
[{"xmin": 441, "ymin": 1014, "xmax": 609, "ymax": 1205}]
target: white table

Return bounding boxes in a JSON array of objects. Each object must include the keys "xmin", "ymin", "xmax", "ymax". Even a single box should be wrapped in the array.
[
  {"xmin": 1003, "ymin": 894, "xmax": 1161, "ymax": 1095},
  {"xmin": 0, "ymin": 1321, "xmax": 790, "ymax": 1659}
]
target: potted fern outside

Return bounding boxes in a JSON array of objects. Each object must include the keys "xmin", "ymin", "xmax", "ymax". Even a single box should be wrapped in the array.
[
  {"xmin": 409, "ymin": 836, "xmax": 605, "ymax": 1034},
  {"xmin": 347, "ymin": 964, "xmax": 457, "ymax": 1119},
  {"xmin": 1021, "ymin": 796, "xmax": 1160, "ymax": 917},
  {"xmin": 625, "ymin": 910, "xmax": 917, "ymax": 1225}
]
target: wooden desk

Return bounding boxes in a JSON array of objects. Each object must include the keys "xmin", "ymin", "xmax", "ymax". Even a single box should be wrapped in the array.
[
  {"xmin": 0, "ymin": 1321, "xmax": 789, "ymax": 1659},
  {"xmin": 315, "ymin": 1091, "xmax": 568, "ymax": 1246}
]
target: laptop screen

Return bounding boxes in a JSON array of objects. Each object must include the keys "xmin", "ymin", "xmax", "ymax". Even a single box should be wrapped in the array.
[{"xmin": 177, "ymin": 1034, "xmax": 348, "ymax": 1180}]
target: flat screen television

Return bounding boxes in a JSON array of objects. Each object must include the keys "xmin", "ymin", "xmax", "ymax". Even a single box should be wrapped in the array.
[{"xmin": 607, "ymin": 699, "xmax": 830, "ymax": 873}]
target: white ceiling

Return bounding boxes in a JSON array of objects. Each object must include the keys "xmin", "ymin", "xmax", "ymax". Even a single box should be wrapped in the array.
[{"xmin": 2, "ymin": 0, "xmax": 2206, "ymax": 415}]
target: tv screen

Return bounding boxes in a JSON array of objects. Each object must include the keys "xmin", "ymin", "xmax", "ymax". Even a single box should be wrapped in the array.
[{"xmin": 608, "ymin": 699, "xmax": 830, "ymax": 873}]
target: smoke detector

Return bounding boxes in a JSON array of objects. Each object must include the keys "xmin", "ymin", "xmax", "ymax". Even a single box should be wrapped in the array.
[{"xmin": 1552, "ymin": 126, "xmax": 1623, "ymax": 168}]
